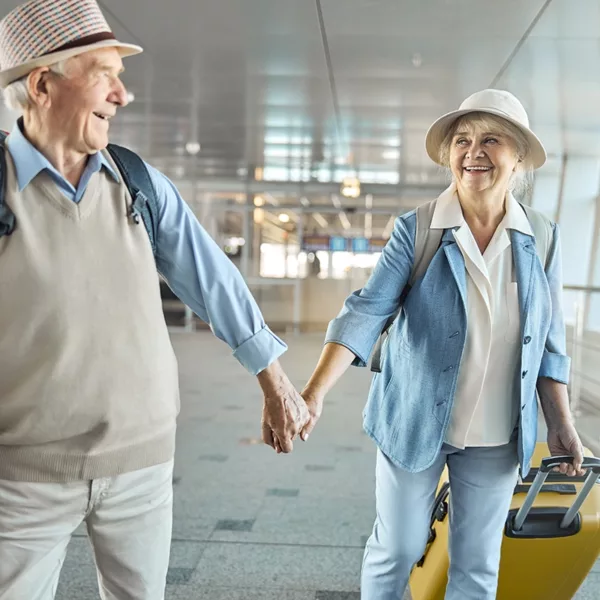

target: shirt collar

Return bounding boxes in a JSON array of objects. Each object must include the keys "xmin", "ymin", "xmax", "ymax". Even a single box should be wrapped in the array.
[
  {"xmin": 430, "ymin": 181, "xmax": 533, "ymax": 236},
  {"xmin": 5, "ymin": 119, "xmax": 120, "ymax": 192}
]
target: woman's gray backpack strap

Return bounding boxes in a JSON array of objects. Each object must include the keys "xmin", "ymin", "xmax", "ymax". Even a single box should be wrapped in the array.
[
  {"xmin": 370, "ymin": 199, "xmax": 553, "ymax": 373},
  {"xmin": 0, "ymin": 136, "xmax": 159, "ymax": 258}
]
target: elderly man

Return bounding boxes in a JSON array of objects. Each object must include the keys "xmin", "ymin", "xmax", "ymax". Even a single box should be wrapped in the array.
[{"xmin": 0, "ymin": 0, "xmax": 309, "ymax": 598}]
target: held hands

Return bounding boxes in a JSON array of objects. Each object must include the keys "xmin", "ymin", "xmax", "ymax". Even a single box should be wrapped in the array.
[
  {"xmin": 257, "ymin": 361, "xmax": 326, "ymax": 454},
  {"xmin": 261, "ymin": 385, "xmax": 325, "ymax": 453},
  {"xmin": 261, "ymin": 380, "xmax": 308, "ymax": 453},
  {"xmin": 547, "ymin": 422, "xmax": 586, "ymax": 477}
]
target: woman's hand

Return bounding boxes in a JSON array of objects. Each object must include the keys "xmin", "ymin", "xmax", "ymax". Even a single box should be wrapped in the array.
[
  {"xmin": 547, "ymin": 422, "xmax": 586, "ymax": 477},
  {"xmin": 299, "ymin": 386, "xmax": 325, "ymax": 441}
]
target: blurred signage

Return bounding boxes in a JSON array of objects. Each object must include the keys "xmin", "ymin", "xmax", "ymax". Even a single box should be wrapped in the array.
[
  {"xmin": 302, "ymin": 235, "xmax": 389, "ymax": 253},
  {"xmin": 329, "ymin": 236, "xmax": 348, "ymax": 252},
  {"xmin": 301, "ymin": 234, "xmax": 331, "ymax": 252},
  {"xmin": 351, "ymin": 237, "xmax": 370, "ymax": 253},
  {"xmin": 368, "ymin": 238, "xmax": 388, "ymax": 252}
]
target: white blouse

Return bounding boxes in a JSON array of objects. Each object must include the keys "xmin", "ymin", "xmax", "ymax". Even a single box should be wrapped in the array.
[{"xmin": 430, "ymin": 186, "xmax": 533, "ymax": 448}]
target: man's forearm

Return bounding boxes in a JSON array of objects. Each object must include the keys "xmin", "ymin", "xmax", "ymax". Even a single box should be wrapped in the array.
[{"xmin": 537, "ymin": 376, "xmax": 574, "ymax": 429}]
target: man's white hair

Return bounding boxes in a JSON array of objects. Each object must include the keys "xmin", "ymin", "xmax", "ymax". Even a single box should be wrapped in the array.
[{"xmin": 2, "ymin": 59, "xmax": 72, "ymax": 113}]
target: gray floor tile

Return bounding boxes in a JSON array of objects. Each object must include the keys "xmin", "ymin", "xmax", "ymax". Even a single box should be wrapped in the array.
[
  {"xmin": 168, "ymin": 540, "xmax": 207, "ymax": 569},
  {"xmin": 56, "ymin": 538, "xmax": 98, "ymax": 599},
  {"xmin": 166, "ymin": 588, "xmax": 315, "ymax": 600},
  {"xmin": 188, "ymin": 542, "xmax": 363, "ymax": 590},
  {"xmin": 214, "ymin": 518, "xmax": 255, "ymax": 532},
  {"xmin": 56, "ymin": 584, "xmax": 100, "ymax": 600},
  {"xmin": 166, "ymin": 567, "xmax": 195, "ymax": 585},
  {"xmin": 198, "ymin": 454, "xmax": 229, "ymax": 462},
  {"xmin": 575, "ymin": 573, "xmax": 600, "ymax": 599},
  {"xmin": 267, "ymin": 488, "xmax": 300, "ymax": 497},
  {"xmin": 316, "ymin": 593, "xmax": 361, "ymax": 600},
  {"xmin": 211, "ymin": 498, "xmax": 374, "ymax": 546}
]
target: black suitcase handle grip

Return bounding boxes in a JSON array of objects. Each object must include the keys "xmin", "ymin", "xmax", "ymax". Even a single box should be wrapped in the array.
[{"xmin": 539, "ymin": 455, "xmax": 600, "ymax": 473}]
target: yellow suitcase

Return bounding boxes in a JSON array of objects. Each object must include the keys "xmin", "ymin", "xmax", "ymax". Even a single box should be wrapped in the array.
[{"xmin": 409, "ymin": 443, "xmax": 600, "ymax": 600}]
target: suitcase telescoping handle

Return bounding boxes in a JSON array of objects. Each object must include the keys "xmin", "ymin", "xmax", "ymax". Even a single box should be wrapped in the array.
[{"xmin": 513, "ymin": 455, "xmax": 600, "ymax": 532}]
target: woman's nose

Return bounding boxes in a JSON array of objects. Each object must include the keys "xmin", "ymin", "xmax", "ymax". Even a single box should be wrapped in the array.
[{"xmin": 467, "ymin": 142, "xmax": 485, "ymax": 158}]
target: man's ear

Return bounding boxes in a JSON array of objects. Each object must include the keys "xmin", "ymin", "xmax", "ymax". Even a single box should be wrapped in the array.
[{"xmin": 26, "ymin": 67, "xmax": 54, "ymax": 109}]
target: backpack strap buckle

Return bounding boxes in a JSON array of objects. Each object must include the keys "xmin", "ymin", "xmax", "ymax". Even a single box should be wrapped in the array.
[
  {"xmin": 130, "ymin": 190, "xmax": 148, "ymax": 225},
  {"xmin": 0, "ymin": 199, "xmax": 15, "ymax": 237}
]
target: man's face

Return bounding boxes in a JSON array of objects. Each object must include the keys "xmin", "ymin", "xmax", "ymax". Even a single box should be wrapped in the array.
[{"xmin": 45, "ymin": 47, "xmax": 128, "ymax": 154}]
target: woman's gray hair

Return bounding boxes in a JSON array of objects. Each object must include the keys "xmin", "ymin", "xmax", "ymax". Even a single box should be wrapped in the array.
[
  {"xmin": 437, "ymin": 111, "xmax": 534, "ymax": 198},
  {"xmin": 2, "ymin": 59, "xmax": 71, "ymax": 113}
]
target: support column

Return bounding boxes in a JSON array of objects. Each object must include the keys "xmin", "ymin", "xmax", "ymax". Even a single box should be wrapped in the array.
[
  {"xmin": 555, "ymin": 157, "xmax": 600, "ymax": 324},
  {"xmin": 293, "ymin": 212, "xmax": 304, "ymax": 335}
]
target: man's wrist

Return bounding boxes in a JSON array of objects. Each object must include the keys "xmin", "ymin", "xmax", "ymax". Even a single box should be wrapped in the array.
[{"xmin": 257, "ymin": 360, "xmax": 286, "ymax": 394}]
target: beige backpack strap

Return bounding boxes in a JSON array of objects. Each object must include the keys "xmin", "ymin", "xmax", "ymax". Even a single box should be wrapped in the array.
[
  {"xmin": 371, "ymin": 199, "xmax": 443, "ymax": 373},
  {"xmin": 520, "ymin": 204, "xmax": 552, "ymax": 268},
  {"xmin": 410, "ymin": 199, "xmax": 443, "ymax": 285}
]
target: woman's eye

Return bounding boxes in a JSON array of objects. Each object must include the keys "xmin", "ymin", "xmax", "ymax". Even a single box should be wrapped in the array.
[
  {"xmin": 484, "ymin": 137, "xmax": 498, "ymax": 144},
  {"xmin": 456, "ymin": 138, "xmax": 468, "ymax": 146}
]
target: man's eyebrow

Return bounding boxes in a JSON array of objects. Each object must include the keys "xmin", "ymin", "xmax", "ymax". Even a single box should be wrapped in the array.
[{"xmin": 92, "ymin": 63, "xmax": 125, "ymax": 75}]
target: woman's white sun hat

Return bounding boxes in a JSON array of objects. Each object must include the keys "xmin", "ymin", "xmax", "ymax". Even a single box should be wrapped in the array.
[
  {"xmin": 0, "ymin": 0, "xmax": 142, "ymax": 89},
  {"xmin": 425, "ymin": 89, "xmax": 547, "ymax": 169}
]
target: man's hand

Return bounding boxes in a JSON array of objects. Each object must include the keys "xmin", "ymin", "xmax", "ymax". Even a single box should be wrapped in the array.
[
  {"xmin": 257, "ymin": 360, "xmax": 309, "ymax": 453},
  {"xmin": 547, "ymin": 422, "xmax": 586, "ymax": 477},
  {"xmin": 299, "ymin": 387, "xmax": 324, "ymax": 441}
]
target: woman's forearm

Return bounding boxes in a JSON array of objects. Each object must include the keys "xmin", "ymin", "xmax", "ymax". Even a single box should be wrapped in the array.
[
  {"xmin": 303, "ymin": 342, "xmax": 357, "ymax": 398},
  {"xmin": 536, "ymin": 376, "xmax": 574, "ymax": 429}
]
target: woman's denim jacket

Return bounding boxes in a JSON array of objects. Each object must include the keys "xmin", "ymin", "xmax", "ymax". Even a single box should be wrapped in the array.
[{"xmin": 325, "ymin": 205, "xmax": 570, "ymax": 477}]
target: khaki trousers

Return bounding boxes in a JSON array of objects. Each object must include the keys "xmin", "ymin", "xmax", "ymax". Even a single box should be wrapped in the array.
[{"xmin": 0, "ymin": 460, "xmax": 174, "ymax": 600}]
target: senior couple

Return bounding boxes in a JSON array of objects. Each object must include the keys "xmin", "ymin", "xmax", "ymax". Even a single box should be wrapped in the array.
[{"xmin": 0, "ymin": 1, "xmax": 583, "ymax": 599}]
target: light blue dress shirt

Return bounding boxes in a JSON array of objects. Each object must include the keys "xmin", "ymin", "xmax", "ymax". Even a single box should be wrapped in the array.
[{"xmin": 5, "ymin": 121, "xmax": 286, "ymax": 375}]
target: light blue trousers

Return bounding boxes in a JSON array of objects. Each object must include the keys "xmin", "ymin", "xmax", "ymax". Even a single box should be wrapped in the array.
[{"xmin": 361, "ymin": 439, "xmax": 519, "ymax": 600}]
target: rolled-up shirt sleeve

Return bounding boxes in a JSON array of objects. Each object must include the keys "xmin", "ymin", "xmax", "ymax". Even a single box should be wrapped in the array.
[
  {"xmin": 325, "ymin": 214, "xmax": 415, "ymax": 367},
  {"xmin": 145, "ymin": 163, "xmax": 286, "ymax": 375},
  {"xmin": 538, "ymin": 222, "xmax": 571, "ymax": 384}
]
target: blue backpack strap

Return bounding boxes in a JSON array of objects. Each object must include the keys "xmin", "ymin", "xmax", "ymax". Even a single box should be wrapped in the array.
[
  {"xmin": 106, "ymin": 143, "xmax": 159, "ymax": 256},
  {"xmin": 0, "ymin": 130, "xmax": 17, "ymax": 238}
]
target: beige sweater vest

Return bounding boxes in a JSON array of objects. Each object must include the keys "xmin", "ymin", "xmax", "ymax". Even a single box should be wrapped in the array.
[{"xmin": 0, "ymin": 150, "xmax": 180, "ymax": 482}]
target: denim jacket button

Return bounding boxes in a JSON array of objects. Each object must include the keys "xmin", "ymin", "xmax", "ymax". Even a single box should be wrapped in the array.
[
  {"xmin": 524, "ymin": 336, "xmax": 532, "ymax": 344},
  {"xmin": 522, "ymin": 370, "xmax": 528, "ymax": 379}
]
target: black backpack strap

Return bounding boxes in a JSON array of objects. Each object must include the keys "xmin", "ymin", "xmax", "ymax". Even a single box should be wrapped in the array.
[
  {"xmin": 0, "ymin": 130, "xmax": 16, "ymax": 238},
  {"xmin": 106, "ymin": 143, "xmax": 159, "ymax": 256}
]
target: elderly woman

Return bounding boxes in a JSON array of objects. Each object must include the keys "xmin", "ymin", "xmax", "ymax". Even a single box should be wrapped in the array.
[{"xmin": 298, "ymin": 89, "xmax": 584, "ymax": 599}]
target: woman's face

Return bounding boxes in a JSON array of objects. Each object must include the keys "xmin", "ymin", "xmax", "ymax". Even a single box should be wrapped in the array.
[{"xmin": 449, "ymin": 120, "xmax": 520, "ymax": 195}]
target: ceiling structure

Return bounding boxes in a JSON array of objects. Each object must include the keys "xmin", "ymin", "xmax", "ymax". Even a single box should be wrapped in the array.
[{"xmin": 0, "ymin": 0, "xmax": 598, "ymax": 237}]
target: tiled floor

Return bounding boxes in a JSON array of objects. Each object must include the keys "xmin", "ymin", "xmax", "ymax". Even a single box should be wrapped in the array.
[{"xmin": 50, "ymin": 331, "xmax": 599, "ymax": 600}]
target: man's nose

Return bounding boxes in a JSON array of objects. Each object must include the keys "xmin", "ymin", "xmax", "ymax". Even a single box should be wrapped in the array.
[{"xmin": 110, "ymin": 78, "xmax": 129, "ymax": 107}]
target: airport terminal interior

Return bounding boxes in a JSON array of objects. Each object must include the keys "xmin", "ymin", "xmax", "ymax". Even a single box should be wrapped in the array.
[{"xmin": 0, "ymin": 0, "xmax": 599, "ymax": 598}]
